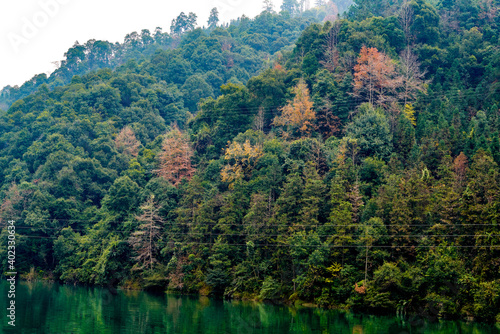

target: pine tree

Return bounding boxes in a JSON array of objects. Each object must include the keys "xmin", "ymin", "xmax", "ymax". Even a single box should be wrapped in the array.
[
  {"xmin": 453, "ymin": 152, "xmax": 468, "ymax": 190},
  {"xmin": 327, "ymin": 176, "xmax": 354, "ymax": 264},
  {"xmin": 129, "ymin": 195, "xmax": 165, "ymax": 271},
  {"xmin": 208, "ymin": 8, "xmax": 219, "ymax": 30},
  {"xmin": 299, "ymin": 162, "xmax": 326, "ymax": 230}
]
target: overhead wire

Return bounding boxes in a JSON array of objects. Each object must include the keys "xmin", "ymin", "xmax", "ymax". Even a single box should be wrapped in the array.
[
  {"xmin": 186, "ymin": 86, "xmax": 496, "ymax": 121},
  {"xmin": 5, "ymin": 234, "xmax": 500, "ymax": 249}
]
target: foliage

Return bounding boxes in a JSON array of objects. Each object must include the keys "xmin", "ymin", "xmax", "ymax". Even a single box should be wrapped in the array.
[
  {"xmin": 1, "ymin": 0, "xmax": 500, "ymax": 323},
  {"xmin": 156, "ymin": 126, "xmax": 195, "ymax": 187}
]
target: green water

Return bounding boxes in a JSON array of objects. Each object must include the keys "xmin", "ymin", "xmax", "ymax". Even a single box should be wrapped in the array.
[{"xmin": 1, "ymin": 281, "xmax": 499, "ymax": 333}]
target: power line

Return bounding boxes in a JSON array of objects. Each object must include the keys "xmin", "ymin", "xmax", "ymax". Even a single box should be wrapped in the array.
[
  {"xmin": 6, "ymin": 227, "xmax": 500, "ymax": 239},
  {"xmin": 187, "ymin": 86, "xmax": 495, "ymax": 118},
  {"xmin": 3, "ymin": 218, "xmax": 500, "ymax": 228},
  {"xmin": 7, "ymin": 234, "xmax": 500, "ymax": 249}
]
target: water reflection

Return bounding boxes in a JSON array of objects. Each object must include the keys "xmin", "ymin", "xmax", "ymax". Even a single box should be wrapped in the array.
[{"xmin": 1, "ymin": 281, "xmax": 499, "ymax": 333}]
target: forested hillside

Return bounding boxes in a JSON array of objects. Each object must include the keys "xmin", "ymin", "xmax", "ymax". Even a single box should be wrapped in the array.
[
  {"xmin": 1, "ymin": 0, "xmax": 500, "ymax": 323},
  {"xmin": 0, "ymin": 5, "xmax": 326, "ymax": 110}
]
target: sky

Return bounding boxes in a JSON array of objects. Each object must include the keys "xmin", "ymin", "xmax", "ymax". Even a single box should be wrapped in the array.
[{"xmin": 0, "ymin": 0, "xmax": 284, "ymax": 90}]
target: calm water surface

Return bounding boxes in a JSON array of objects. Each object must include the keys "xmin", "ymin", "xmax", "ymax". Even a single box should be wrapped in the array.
[{"xmin": 1, "ymin": 281, "xmax": 499, "ymax": 333}]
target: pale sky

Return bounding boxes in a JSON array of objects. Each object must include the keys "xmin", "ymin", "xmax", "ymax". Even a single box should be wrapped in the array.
[{"xmin": 0, "ymin": 0, "xmax": 285, "ymax": 90}]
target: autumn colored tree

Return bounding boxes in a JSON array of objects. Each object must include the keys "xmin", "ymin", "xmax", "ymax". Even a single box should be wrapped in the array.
[
  {"xmin": 353, "ymin": 46, "xmax": 400, "ymax": 107},
  {"xmin": 129, "ymin": 195, "xmax": 165, "ymax": 271},
  {"xmin": 0, "ymin": 183, "xmax": 23, "ymax": 222},
  {"xmin": 403, "ymin": 103, "xmax": 416, "ymax": 126},
  {"xmin": 453, "ymin": 152, "xmax": 468, "ymax": 190},
  {"xmin": 273, "ymin": 79, "xmax": 316, "ymax": 137},
  {"xmin": 114, "ymin": 126, "xmax": 140, "ymax": 157},
  {"xmin": 156, "ymin": 126, "xmax": 195, "ymax": 186},
  {"xmin": 221, "ymin": 139, "xmax": 263, "ymax": 185}
]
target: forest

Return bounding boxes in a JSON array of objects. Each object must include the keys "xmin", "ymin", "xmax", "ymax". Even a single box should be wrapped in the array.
[{"xmin": 1, "ymin": 0, "xmax": 500, "ymax": 323}]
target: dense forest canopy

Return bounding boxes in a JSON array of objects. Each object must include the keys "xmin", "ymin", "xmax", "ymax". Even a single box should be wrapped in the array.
[{"xmin": 1, "ymin": 0, "xmax": 500, "ymax": 323}]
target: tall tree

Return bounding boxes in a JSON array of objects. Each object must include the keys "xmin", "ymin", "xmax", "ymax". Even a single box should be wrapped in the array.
[
  {"xmin": 398, "ymin": 1, "xmax": 414, "ymax": 46},
  {"xmin": 281, "ymin": 0, "xmax": 299, "ymax": 14},
  {"xmin": 208, "ymin": 8, "xmax": 219, "ymax": 30},
  {"xmin": 273, "ymin": 79, "xmax": 316, "ymax": 138},
  {"xmin": 399, "ymin": 48, "xmax": 427, "ymax": 106},
  {"xmin": 358, "ymin": 217, "xmax": 387, "ymax": 286},
  {"xmin": 327, "ymin": 176, "xmax": 354, "ymax": 265},
  {"xmin": 321, "ymin": 21, "xmax": 341, "ymax": 73},
  {"xmin": 170, "ymin": 12, "xmax": 198, "ymax": 36},
  {"xmin": 353, "ymin": 46, "xmax": 400, "ymax": 107},
  {"xmin": 298, "ymin": 162, "xmax": 326, "ymax": 230},
  {"xmin": 129, "ymin": 195, "xmax": 165, "ymax": 271},
  {"xmin": 156, "ymin": 126, "xmax": 195, "ymax": 186},
  {"xmin": 263, "ymin": 0, "xmax": 274, "ymax": 12}
]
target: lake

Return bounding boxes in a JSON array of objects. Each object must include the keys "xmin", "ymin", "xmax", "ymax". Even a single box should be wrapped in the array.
[{"xmin": 1, "ymin": 280, "xmax": 499, "ymax": 333}]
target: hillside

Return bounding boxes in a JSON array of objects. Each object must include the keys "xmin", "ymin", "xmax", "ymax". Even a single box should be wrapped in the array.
[{"xmin": 1, "ymin": 0, "xmax": 500, "ymax": 323}]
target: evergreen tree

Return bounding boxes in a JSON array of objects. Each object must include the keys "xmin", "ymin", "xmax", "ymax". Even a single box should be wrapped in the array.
[
  {"xmin": 208, "ymin": 8, "xmax": 219, "ymax": 30},
  {"xmin": 129, "ymin": 195, "xmax": 165, "ymax": 271}
]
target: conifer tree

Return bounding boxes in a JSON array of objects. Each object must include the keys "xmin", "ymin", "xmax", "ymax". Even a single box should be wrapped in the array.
[
  {"xmin": 328, "ymin": 176, "xmax": 354, "ymax": 265},
  {"xmin": 156, "ymin": 126, "xmax": 195, "ymax": 186},
  {"xmin": 129, "ymin": 195, "xmax": 165, "ymax": 271},
  {"xmin": 208, "ymin": 8, "xmax": 219, "ymax": 30}
]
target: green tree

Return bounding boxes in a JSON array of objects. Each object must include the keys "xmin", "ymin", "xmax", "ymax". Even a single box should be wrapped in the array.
[
  {"xmin": 358, "ymin": 217, "xmax": 387, "ymax": 286},
  {"xmin": 345, "ymin": 104, "xmax": 393, "ymax": 160},
  {"xmin": 263, "ymin": 0, "xmax": 275, "ymax": 12},
  {"xmin": 327, "ymin": 176, "xmax": 354, "ymax": 265},
  {"xmin": 208, "ymin": 8, "xmax": 219, "ymax": 30},
  {"xmin": 102, "ymin": 176, "xmax": 140, "ymax": 218},
  {"xmin": 281, "ymin": 0, "xmax": 299, "ymax": 14},
  {"xmin": 206, "ymin": 236, "xmax": 232, "ymax": 295}
]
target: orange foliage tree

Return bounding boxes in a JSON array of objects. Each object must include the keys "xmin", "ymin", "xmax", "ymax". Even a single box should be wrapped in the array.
[
  {"xmin": 156, "ymin": 126, "xmax": 195, "ymax": 186},
  {"xmin": 115, "ymin": 126, "xmax": 140, "ymax": 157},
  {"xmin": 273, "ymin": 79, "xmax": 316, "ymax": 137},
  {"xmin": 453, "ymin": 152, "xmax": 468, "ymax": 189},
  {"xmin": 353, "ymin": 46, "xmax": 400, "ymax": 106}
]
